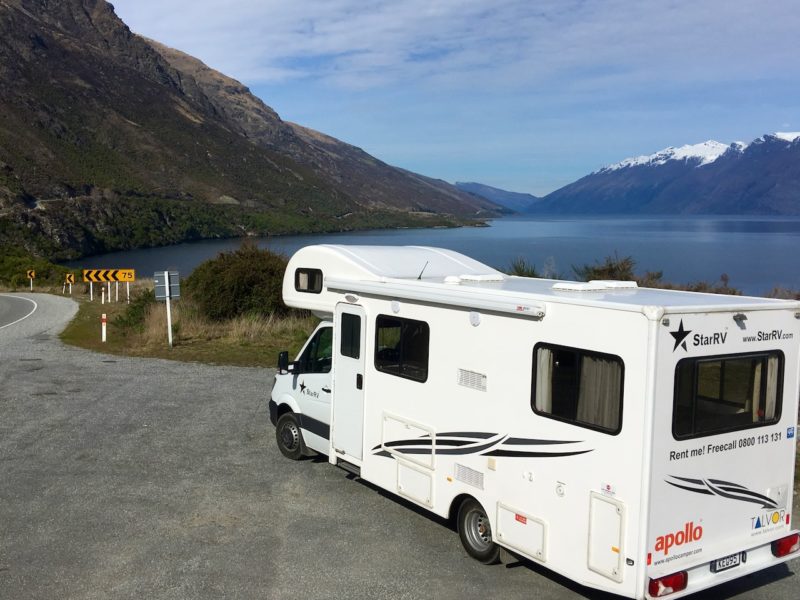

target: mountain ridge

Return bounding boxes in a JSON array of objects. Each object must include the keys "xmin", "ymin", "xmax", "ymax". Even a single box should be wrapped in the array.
[
  {"xmin": 530, "ymin": 132, "xmax": 800, "ymax": 215},
  {"xmin": 0, "ymin": 0, "xmax": 499, "ymax": 259}
]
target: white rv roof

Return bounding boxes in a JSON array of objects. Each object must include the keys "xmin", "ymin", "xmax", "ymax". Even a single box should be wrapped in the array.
[
  {"xmin": 284, "ymin": 245, "xmax": 800, "ymax": 319},
  {"xmin": 314, "ymin": 244, "xmax": 501, "ymax": 279}
]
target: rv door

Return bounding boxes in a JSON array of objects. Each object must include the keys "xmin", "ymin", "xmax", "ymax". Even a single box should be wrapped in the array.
[{"xmin": 332, "ymin": 303, "xmax": 367, "ymax": 461}]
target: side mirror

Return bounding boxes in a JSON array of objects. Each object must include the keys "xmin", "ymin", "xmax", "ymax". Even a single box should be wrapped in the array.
[{"xmin": 277, "ymin": 351, "xmax": 289, "ymax": 374}]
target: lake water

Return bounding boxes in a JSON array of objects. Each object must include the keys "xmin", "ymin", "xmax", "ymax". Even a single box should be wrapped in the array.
[{"xmin": 66, "ymin": 215, "xmax": 800, "ymax": 296}]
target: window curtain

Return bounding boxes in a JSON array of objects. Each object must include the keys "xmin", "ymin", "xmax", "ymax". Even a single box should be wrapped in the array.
[
  {"xmin": 765, "ymin": 355, "xmax": 779, "ymax": 419},
  {"xmin": 751, "ymin": 361, "xmax": 762, "ymax": 421},
  {"xmin": 535, "ymin": 348, "xmax": 553, "ymax": 412},
  {"xmin": 576, "ymin": 355, "xmax": 621, "ymax": 430}
]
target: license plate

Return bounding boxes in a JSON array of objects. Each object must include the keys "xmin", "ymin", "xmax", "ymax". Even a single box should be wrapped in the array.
[{"xmin": 711, "ymin": 552, "xmax": 744, "ymax": 573}]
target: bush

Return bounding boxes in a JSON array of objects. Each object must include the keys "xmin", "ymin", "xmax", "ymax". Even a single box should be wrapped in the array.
[
  {"xmin": 0, "ymin": 248, "xmax": 74, "ymax": 287},
  {"xmin": 185, "ymin": 242, "xmax": 290, "ymax": 321},
  {"xmin": 573, "ymin": 253, "xmax": 636, "ymax": 281},
  {"xmin": 506, "ymin": 257, "xmax": 540, "ymax": 277},
  {"xmin": 114, "ymin": 288, "xmax": 156, "ymax": 332}
]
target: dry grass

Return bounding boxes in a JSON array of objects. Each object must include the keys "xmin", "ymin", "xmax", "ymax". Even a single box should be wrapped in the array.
[
  {"xmin": 135, "ymin": 297, "xmax": 315, "ymax": 347},
  {"xmin": 60, "ymin": 288, "xmax": 317, "ymax": 367}
]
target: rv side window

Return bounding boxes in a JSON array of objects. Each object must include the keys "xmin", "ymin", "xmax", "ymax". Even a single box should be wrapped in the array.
[
  {"xmin": 295, "ymin": 268, "xmax": 323, "ymax": 293},
  {"xmin": 673, "ymin": 351, "xmax": 783, "ymax": 439},
  {"xmin": 298, "ymin": 326, "xmax": 333, "ymax": 373},
  {"xmin": 532, "ymin": 344, "xmax": 623, "ymax": 434},
  {"xmin": 374, "ymin": 315, "xmax": 429, "ymax": 383},
  {"xmin": 340, "ymin": 313, "xmax": 361, "ymax": 359}
]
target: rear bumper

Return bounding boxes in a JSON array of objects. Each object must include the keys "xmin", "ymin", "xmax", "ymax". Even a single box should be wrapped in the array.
[{"xmin": 646, "ymin": 530, "xmax": 800, "ymax": 598}]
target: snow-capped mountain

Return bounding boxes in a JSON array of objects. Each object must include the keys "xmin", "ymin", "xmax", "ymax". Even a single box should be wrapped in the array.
[
  {"xmin": 599, "ymin": 140, "xmax": 734, "ymax": 172},
  {"xmin": 530, "ymin": 132, "xmax": 800, "ymax": 215}
]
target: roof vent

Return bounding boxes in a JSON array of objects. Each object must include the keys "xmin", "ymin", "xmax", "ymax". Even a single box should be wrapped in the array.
[
  {"xmin": 459, "ymin": 273, "xmax": 504, "ymax": 282},
  {"xmin": 552, "ymin": 280, "xmax": 638, "ymax": 292}
]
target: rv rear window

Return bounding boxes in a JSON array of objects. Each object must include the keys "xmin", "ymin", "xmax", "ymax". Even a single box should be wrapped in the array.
[
  {"xmin": 374, "ymin": 315, "xmax": 429, "ymax": 383},
  {"xmin": 531, "ymin": 344, "xmax": 623, "ymax": 435},
  {"xmin": 295, "ymin": 268, "xmax": 323, "ymax": 293},
  {"xmin": 673, "ymin": 351, "xmax": 783, "ymax": 439}
]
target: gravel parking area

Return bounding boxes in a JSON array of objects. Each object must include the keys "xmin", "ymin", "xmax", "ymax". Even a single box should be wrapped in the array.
[{"xmin": 0, "ymin": 293, "xmax": 796, "ymax": 599}]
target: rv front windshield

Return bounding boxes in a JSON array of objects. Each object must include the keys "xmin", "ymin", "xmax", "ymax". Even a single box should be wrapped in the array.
[{"xmin": 673, "ymin": 351, "xmax": 783, "ymax": 439}]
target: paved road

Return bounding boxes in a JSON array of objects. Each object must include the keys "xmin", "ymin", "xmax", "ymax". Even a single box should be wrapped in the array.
[
  {"xmin": 0, "ymin": 293, "xmax": 38, "ymax": 330},
  {"xmin": 0, "ymin": 293, "xmax": 797, "ymax": 599}
]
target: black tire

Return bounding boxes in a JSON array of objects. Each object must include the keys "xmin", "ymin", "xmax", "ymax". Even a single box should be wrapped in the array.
[
  {"xmin": 275, "ymin": 412, "xmax": 306, "ymax": 460},
  {"xmin": 457, "ymin": 498, "xmax": 501, "ymax": 564}
]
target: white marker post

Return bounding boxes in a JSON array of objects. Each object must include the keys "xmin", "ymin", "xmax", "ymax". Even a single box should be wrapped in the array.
[
  {"xmin": 126, "ymin": 281, "xmax": 130, "ymax": 304},
  {"xmin": 101, "ymin": 313, "xmax": 107, "ymax": 343},
  {"xmin": 107, "ymin": 281, "xmax": 111, "ymax": 303},
  {"xmin": 101, "ymin": 287, "xmax": 105, "ymax": 305},
  {"xmin": 90, "ymin": 281, "xmax": 93, "ymax": 302},
  {"xmin": 164, "ymin": 270, "xmax": 173, "ymax": 348},
  {"xmin": 115, "ymin": 281, "xmax": 119, "ymax": 303}
]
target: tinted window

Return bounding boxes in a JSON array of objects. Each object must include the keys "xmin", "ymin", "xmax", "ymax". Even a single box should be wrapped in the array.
[
  {"xmin": 532, "ymin": 344, "xmax": 623, "ymax": 434},
  {"xmin": 375, "ymin": 315, "xmax": 429, "ymax": 382},
  {"xmin": 299, "ymin": 327, "xmax": 333, "ymax": 373},
  {"xmin": 295, "ymin": 268, "xmax": 323, "ymax": 293},
  {"xmin": 673, "ymin": 351, "xmax": 783, "ymax": 439},
  {"xmin": 340, "ymin": 313, "xmax": 361, "ymax": 359}
]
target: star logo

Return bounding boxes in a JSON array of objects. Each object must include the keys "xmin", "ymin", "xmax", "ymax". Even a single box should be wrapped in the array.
[
  {"xmin": 670, "ymin": 319, "xmax": 692, "ymax": 352},
  {"xmin": 299, "ymin": 381, "xmax": 307, "ymax": 393}
]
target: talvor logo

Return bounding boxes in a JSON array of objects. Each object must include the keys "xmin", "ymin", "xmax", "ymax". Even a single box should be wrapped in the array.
[{"xmin": 670, "ymin": 319, "xmax": 692, "ymax": 352}]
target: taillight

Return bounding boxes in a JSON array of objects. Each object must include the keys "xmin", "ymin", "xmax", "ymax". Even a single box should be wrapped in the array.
[
  {"xmin": 648, "ymin": 571, "xmax": 688, "ymax": 597},
  {"xmin": 771, "ymin": 533, "xmax": 800, "ymax": 557}
]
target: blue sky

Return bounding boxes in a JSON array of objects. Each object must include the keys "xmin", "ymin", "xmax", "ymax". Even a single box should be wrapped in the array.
[{"xmin": 111, "ymin": 0, "xmax": 800, "ymax": 196}]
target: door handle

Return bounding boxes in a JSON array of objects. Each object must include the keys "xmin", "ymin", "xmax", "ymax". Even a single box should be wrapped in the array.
[
  {"xmin": 356, "ymin": 374, "xmax": 363, "ymax": 390},
  {"xmin": 322, "ymin": 387, "xmax": 331, "ymax": 393}
]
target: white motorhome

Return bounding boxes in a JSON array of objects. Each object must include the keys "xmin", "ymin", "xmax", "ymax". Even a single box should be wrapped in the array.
[{"xmin": 269, "ymin": 244, "xmax": 800, "ymax": 598}]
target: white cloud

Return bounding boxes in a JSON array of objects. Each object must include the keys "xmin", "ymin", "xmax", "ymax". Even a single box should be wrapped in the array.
[
  {"xmin": 111, "ymin": 0, "xmax": 800, "ymax": 91},
  {"xmin": 108, "ymin": 0, "xmax": 800, "ymax": 193}
]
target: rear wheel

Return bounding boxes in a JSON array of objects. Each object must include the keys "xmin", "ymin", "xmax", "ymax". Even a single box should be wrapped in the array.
[
  {"xmin": 275, "ymin": 412, "xmax": 305, "ymax": 460},
  {"xmin": 457, "ymin": 498, "xmax": 501, "ymax": 564}
]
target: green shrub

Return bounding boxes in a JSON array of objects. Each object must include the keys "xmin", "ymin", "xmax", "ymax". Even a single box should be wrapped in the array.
[
  {"xmin": 573, "ymin": 253, "xmax": 636, "ymax": 281},
  {"xmin": 0, "ymin": 248, "xmax": 74, "ymax": 287},
  {"xmin": 114, "ymin": 288, "xmax": 156, "ymax": 332},
  {"xmin": 185, "ymin": 242, "xmax": 290, "ymax": 321},
  {"xmin": 506, "ymin": 257, "xmax": 540, "ymax": 278}
]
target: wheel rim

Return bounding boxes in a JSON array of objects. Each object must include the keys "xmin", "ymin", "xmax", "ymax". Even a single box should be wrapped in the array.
[
  {"xmin": 464, "ymin": 507, "xmax": 492, "ymax": 552},
  {"xmin": 280, "ymin": 421, "xmax": 300, "ymax": 451}
]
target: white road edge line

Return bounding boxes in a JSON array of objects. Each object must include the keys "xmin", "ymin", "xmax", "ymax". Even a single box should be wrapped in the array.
[{"xmin": 0, "ymin": 294, "xmax": 38, "ymax": 330}]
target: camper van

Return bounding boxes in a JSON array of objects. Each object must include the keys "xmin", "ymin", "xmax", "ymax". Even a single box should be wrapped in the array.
[{"xmin": 268, "ymin": 244, "xmax": 800, "ymax": 598}]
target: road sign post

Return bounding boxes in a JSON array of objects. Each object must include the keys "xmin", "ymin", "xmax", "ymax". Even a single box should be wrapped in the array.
[
  {"xmin": 165, "ymin": 272, "xmax": 173, "ymax": 348},
  {"xmin": 154, "ymin": 271, "xmax": 180, "ymax": 349},
  {"xmin": 65, "ymin": 273, "xmax": 75, "ymax": 295},
  {"xmin": 27, "ymin": 270, "xmax": 35, "ymax": 291}
]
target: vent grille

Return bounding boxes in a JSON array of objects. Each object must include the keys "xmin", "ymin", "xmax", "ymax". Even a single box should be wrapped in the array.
[
  {"xmin": 455, "ymin": 463, "xmax": 484, "ymax": 490},
  {"xmin": 457, "ymin": 368, "xmax": 487, "ymax": 392}
]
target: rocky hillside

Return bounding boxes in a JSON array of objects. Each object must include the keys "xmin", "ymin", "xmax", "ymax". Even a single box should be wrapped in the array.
[
  {"xmin": 454, "ymin": 182, "xmax": 540, "ymax": 212},
  {"xmin": 531, "ymin": 134, "xmax": 800, "ymax": 215},
  {"xmin": 0, "ymin": 0, "xmax": 498, "ymax": 259},
  {"xmin": 147, "ymin": 40, "xmax": 492, "ymax": 217}
]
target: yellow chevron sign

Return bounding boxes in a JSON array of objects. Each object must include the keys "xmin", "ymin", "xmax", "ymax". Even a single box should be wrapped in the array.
[
  {"xmin": 65, "ymin": 273, "xmax": 75, "ymax": 284},
  {"xmin": 26, "ymin": 270, "xmax": 35, "ymax": 279},
  {"xmin": 82, "ymin": 269, "xmax": 136, "ymax": 283}
]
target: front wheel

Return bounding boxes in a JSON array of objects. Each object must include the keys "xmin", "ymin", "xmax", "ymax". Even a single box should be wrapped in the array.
[
  {"xmin": 457, "ymin": 498, "xmax": 501, "ymax": 564},
  {"xmin": 275, "ymin": 412, "xmax": 306, "ymax": 460}
]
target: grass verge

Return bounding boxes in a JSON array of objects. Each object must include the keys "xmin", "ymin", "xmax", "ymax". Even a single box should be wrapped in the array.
[{"xmin": 60, "ymin": 289, "xmax": 316, "ymax": 367}]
